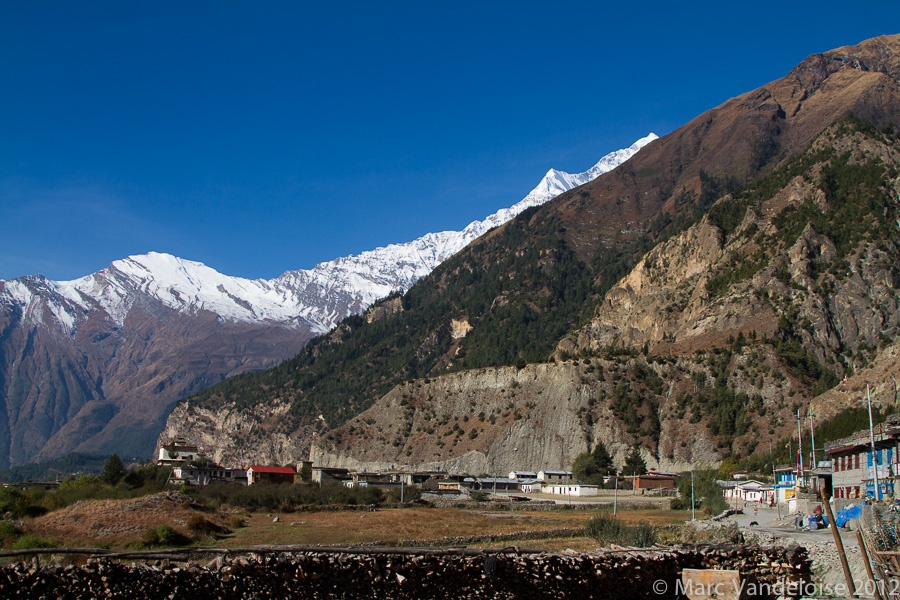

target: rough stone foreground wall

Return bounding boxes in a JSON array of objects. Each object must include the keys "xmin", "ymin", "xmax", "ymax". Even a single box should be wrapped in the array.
[{"xmin": 0, "ymin": 544, "xmax": 810, "ymax": 600}]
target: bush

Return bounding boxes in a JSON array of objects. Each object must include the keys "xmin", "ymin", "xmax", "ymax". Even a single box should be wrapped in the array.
[
  {"xmin": 585, "ymin": 512, "xmax": 658, "ymax": 547},
  {"xmin": 384, "ymin": 485, "xmax": 421, "ymax": 503},
  {"xmin": 59, "ymin": 474, "xmax": 105, "ymax": 490},
  {"xmin": 143, "ymin": 524, "xmax": 187, "ymax": 547},
  {"xmin": 186, "ymin": 514, "xmax": 219, "ymax": 537},
  {"xmin": 10, "ymin": 534, "xmax": 53, "ymax": 550},
  {"xmin": 226, "ymin": 515, "xmax": 247, "ymax": 530},
  {"xmin": 670, "ymin": 496, "xmax": 695, "ymax": 510},
  {"xmin": 0, "ymin": 521, "xmax": 21, "ymax": 540}
]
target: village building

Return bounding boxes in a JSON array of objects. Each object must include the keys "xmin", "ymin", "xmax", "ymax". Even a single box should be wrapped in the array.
[
  {"xmin": 624, "ymin": 473, "xmax": 676, "ymax": 491},
  {"xmin": 509, "ymin": 471, "xmax": 538, "ymax": 481},
  {"xmin": 543, "ymin": 483, "xmax": 600, "ymax": 497},
  {"xmin": 825, "ymin": 415, "xmax": 899, "ymax": 504},
  {"xmin": 721, "ymin": 479, "xmax": 774, "ymax": 504},
  {"xmin": 808, "ymin": 460, "xmax": 832, "ymax": 497},
  {"xmin": 518, "ymin": 479, "xmax": 543, "ymax": 493},
  {"xmin": 474, "ymin": 477, "xmax": 520, "ymax": 493},
  {"xmin": 774, "ymin": 464, "xmax": 798, "ymax": 506},
  {"xmin": 156, "ymin": 439, "xmax": 201, "ymax": 466},
  {"xmin": 434, "ymin": 478, "xmax": 472, "ymax": 493},
  {"xmin": 538, "ymin": 470, "xmax": 573, "ymax": 483},
  {"xmin": 311, "ymin": 466, "xmax": 352, "ymax": 485},
  {"xmin": 247, "ymin": 465, "xmax": 296, "ymax": 485}
]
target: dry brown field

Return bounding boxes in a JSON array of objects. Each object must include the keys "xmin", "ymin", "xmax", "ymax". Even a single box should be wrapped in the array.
[{"xmin": 23, "ymin": 495, "xmax": 691, "ymax": 551}]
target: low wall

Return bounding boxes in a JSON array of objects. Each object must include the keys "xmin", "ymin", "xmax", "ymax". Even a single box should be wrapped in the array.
[{"xmin": 0, "ymin": 543, "xmax": 811, "ymax": 599}]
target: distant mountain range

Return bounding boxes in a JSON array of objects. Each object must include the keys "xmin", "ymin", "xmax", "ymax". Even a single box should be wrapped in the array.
[{"xmin": 0, "ymin": 134, "xmax": 654, "ymax": 468}]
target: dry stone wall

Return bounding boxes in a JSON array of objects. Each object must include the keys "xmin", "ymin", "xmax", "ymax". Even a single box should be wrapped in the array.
[{"xmin": 1, "ymin": 544, "xmax": 810, "ymax": 599}]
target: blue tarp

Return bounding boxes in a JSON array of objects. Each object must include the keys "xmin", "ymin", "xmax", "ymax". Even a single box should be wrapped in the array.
[{"xmin": 835, "ymin": 504, "xmax": 863, "ymax": 528}]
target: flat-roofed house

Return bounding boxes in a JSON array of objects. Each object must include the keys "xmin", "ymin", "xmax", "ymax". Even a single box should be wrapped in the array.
[
  {"xmin": 247, "ymin": 465, "xmax": 296, "ymax": 485},
  {"xmin": 538, "ymin": 470, "xmax": 573, "ymax": 483}
]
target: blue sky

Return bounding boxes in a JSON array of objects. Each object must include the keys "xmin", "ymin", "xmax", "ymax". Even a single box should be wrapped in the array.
[{"xmin": 2, "ymin": 2, "xmax": 899, "ymax": 281}]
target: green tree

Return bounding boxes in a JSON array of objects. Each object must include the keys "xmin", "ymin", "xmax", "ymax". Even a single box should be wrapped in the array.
[
  {"xmin": 676, "ymin": 468, "xmax": 727, "ymax": 516},
  {"xmin": 101, "ymin": 453, "xmax": 126, "ymax": 486},
  {"xmin": 592, "ymin": 441, "xmax": 614, "ymax": 476},
  {"xmin": 572, "ymin": 453, "xmax": 603, "ymax": 485},
  {"xmin": 623, "ymin": 445, "xmax": 647, "ymax": 476},
  {"xmin": 717, "ymin": 457, "xmax": 739, "ymax": 481}
]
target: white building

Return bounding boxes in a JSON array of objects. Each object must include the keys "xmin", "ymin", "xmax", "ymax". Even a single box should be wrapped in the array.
[
  {"xmin": 722, "ymin": 480, "xmax": 774, "ymax": 503},
  {"xmin": 543, "ymin": 483, "xmax": 600, "ymax": 497},
  {"xmin": 518, "ymin": 479, "xmax": 543, "ymax": 493},
  {"xmin": 157, "ymin": 439, "xmax": 200, "ymax": 466}
]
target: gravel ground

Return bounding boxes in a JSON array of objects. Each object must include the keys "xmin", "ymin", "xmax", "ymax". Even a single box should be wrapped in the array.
[{"xmin": 716, "ymin": 502, "xmax": 881, "ymax": 598}]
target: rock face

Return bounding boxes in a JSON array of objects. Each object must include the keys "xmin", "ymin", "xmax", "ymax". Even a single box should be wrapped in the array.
[
  {"xmin": 310, "ymin": 360, "xmax": 731, "ymax": 474},
  {"xmin": 563, "ymin": 125, "xmax": 900, "ymax": 368},
  {"xmin": 311, "ymin": 120, "xmax": 900, "ymax": 473}
]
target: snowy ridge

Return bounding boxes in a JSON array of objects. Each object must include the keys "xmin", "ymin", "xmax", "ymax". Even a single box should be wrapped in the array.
[{"xmin": 0, "ymin": 134, "xmax": 656, "ymax": 334}]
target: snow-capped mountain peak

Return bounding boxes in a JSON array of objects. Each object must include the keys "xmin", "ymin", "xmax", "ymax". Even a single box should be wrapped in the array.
[{"xmin": 0, "ymin": 134, "xmax": 656, "ymax": 335}]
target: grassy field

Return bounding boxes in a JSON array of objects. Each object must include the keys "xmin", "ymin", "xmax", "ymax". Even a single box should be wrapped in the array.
[{"xmin": 215, "ymin": 506, "xmax": 693, "ymax": 551}]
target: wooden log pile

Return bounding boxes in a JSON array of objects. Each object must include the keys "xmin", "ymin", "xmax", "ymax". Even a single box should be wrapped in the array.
[{"xmin": 0, "ymin": 543, "xmax": 811, "ymax": 599}]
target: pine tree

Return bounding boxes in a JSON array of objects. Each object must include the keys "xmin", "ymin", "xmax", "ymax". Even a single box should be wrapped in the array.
[
  {"xmin": 592, "ymin": 441, "xmax": 613, "ymax": 475},
  {"xmin": 101, "ymin": 453, "xmax": 126, "ymax": 486},
  {"xmin": 623, "ymin": 444, "xmax": 647, "ymax": 476}
]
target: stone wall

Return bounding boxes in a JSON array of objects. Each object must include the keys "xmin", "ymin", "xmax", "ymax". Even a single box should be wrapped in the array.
[{"xmin": 0, "ymin": 543, "xmax": 811, "ymax": 599}]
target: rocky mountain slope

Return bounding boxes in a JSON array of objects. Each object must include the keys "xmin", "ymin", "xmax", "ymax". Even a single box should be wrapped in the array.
[
  {"xmin": 160, "ymin": 35, "xmax": 900, "ymax": 473},
  {"xmin": 311, "ymin": 118, "xmax": 900, "ymax": 473},
  {"xmin": 0, "ymin": 137, "xmax": 650, "ymax": 468}
]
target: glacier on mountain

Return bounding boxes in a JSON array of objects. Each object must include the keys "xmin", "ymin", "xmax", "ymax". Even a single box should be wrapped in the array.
[{"xmin": 0, "ymin": 134, "xmax": 657, "ymax": 335}]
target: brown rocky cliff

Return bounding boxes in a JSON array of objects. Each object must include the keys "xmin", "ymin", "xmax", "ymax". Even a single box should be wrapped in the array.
[
  {"xmin": 545, "ymin": 34, "xmax": 900, "ymax": 262},
  {"xmin": 560, "ymin": 125, "xmax": 900, "ymax": 375}
]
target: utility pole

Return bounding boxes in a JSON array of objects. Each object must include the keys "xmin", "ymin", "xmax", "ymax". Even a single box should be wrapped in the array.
[
  {"xmin": 614, "ymin": 472, "xmax": 620, "ymax": 516},
  {"xmin": 797, "ymin": 409, "xmax": 804, "ymax": 489},
  {"xmin": 691, "ymin": 471, "xmax": 695, "ymax": 521},
  {"xmin": 866, "ymin": 383, "xmax": 882, "ymax": 501},
  {"xmin": 809, "ymin": 410, "xmax": 817, "ymax": 469},
  {"xmin": 773, "ymin": 462, "xmax": 780, "ymax": 519}
]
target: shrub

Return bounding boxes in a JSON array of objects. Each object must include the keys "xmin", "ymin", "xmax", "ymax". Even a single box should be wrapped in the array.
[
  {"xmin": 0, "ymin": 521, "xmax": 21, "ymax": 540},
  {"xmin": 10, "ymin": 534, "xmax": 53, "ymax": 550},
  {"xmin": 143, "ymin": 524, "xmax": 187, "ymax": 547},
  {"xmin": 585, "ymin": 512, "xmax": 658, "ymax": 547},
  {"xmin": 59, "ymin": 474, "xmax": 105, "ymax": 490},
  {"xmin": 186, "ymin": 514, "xmax": 216, "ymax": 536},
  {"xmin": 226, "ymin": 515, "xmax": 247, "ymax": 530}
]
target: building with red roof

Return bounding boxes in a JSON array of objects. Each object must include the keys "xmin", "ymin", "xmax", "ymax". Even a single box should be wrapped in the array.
[{"xmin": 247, "ymin": 465, "xmax": 296, "ymax": 485}]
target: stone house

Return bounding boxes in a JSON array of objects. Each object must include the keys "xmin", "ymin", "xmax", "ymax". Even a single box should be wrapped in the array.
[{"xmin": 538, "ymin": 470, "xmax": 573, "ymax": 483}]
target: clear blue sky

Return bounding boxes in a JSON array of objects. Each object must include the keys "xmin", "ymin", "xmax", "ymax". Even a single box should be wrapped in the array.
[{"xmin": 2, "ymin": 2, "xmax": 899, "ymax": 281}]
